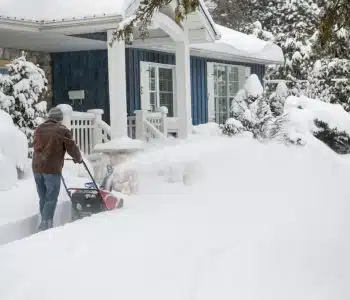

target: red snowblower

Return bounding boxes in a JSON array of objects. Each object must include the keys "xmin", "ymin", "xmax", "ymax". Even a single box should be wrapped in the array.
[{"xmin": 62, "ymin": 159, "xmax": 123, "ymax": 220}]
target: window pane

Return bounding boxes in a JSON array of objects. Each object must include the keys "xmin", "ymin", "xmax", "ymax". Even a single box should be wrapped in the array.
[
  {"xmin": 229, "ymin": 82, "xmax": 240, "ymax": 96},
  {"xmin": 150, "ymin": 92, "xmax": 157, "ymax": 111},
  {"xmin": 160, "ymin": 92, "xmax": 174, "ymax": 117},
  {"xmin": 215, "ymin": 97, "xmax": 230, "ymax": 124},
  {"xmin": 234, "ymin": 68, "xmax": 239, "ymax": 81},
  {"xmin": 159, "ymin": 68, "xmax": 173, "ymax": 92}
]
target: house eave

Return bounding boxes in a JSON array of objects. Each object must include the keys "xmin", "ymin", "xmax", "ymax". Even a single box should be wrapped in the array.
[{"xmin": 198, "ymin": 0, "xmax": 221, "ymax": 41}]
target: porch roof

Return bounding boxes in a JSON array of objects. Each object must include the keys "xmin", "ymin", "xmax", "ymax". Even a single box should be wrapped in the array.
[{"xmin": 191, "ymin": 25, "xmax": 284, "ymax": 65}]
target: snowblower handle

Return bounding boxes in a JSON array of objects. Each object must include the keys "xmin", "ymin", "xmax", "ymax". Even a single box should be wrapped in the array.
[{"xmin": 64, "ymin": 158, "xmax": 100, "ymax": 191}]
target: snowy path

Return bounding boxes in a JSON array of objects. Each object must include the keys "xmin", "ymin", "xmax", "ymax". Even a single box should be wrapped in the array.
[{"xmin": 0, "ymin": 169, "xmax": 89, "ymax": 245}]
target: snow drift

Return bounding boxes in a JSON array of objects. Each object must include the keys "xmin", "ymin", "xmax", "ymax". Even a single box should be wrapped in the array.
[
  {"xmin": 0, "ymin": 109, "xmax": 29, "ymax": 185},
  {"xmin": 0, "ymin": 133, "xmax": 349, "ymax": 300}
]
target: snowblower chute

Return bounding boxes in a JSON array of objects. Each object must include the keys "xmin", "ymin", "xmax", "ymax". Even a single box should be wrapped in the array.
[{"xmin": 61, "ymin": 159, "xmax": 123, "ymax": 220}]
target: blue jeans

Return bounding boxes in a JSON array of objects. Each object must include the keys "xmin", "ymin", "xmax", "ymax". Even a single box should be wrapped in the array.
[{"xmin": 34, "ymin": 173, "xmax": 61, "ymax": 221}]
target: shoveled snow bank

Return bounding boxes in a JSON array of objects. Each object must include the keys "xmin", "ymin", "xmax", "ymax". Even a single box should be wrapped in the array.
[
  {"xmin": 0, "ymin": 135, "xmax": 349, "ymax": 300},
  {"xmin": 0, "ymin": 161, "xmax": 93, "ymax": 227},
  {"xmin": 0, "ymin": 154, "xmax": 17, "ymax": 191},
  {"xmin": 0, "ymin": 109, "xmax": 29, "ymax": 177}
]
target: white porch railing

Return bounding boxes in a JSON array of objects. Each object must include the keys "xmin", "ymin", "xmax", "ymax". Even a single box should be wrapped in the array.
[{"xmin": 62, "ymin": 106, "xmax": 171, "ymax": 155}]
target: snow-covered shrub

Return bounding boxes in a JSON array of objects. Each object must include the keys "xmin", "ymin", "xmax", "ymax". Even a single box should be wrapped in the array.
[
  {"xmin": 269, "ymin": 81, "xmax": 290, "ymax": 117},
  {"xmin": 0, "ymin": 109, "xmax": 29, "ymax": 177},
  {"xmin": 313, "ymin": 119, "xmax": 350, "ymax": 155},
  {"xmin": 220, "ymin": 118, "xmax": 244, "ymax": 137},
  {"xmin": 221, "ymin": 74, "xmax": 286, "ymax": 142},
  {"xmin": 0, "ymin": 54, "xmax": 48, "ymax": 145}
]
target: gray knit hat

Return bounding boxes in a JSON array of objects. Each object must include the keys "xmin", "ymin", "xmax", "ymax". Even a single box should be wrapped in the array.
[{"xmin": 48, "ymin": 107, "xmax": 63, "ymax": 122}]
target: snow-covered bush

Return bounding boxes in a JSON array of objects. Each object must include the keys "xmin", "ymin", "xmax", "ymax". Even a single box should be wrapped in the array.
[
  {"xmin": 313, "ymin": 119, "xmax": 350, "ymax": 155},
  {"xmin": 269, "ymin": 81, "xmax": 290, "ymax": 117},
  {"xmin": 284, "ymin": 95, "xmax": 350, "ymax": 152},
  {"xmin": 221, "ymin": 74, "xmax": 286, "ymax": 142},
  {"xmin": 0, "ymin": 54, "xmax": 48, "ymax": 145},
  {"xmin": 0, "ymin": 109, "xmax": 29, "ymax": 179}
]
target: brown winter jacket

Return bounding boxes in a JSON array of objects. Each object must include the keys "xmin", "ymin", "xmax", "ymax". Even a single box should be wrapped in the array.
[{"xmin": 32, "ymin": 120, "xmax": 82, "ymax": 174}]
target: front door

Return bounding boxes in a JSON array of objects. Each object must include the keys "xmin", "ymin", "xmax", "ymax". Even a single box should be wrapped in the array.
[{"xmin": 140, "ymin": 61, "xmax": 176, "ymax": 117}]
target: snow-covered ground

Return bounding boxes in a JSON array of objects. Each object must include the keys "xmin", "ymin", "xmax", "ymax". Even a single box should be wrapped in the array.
[
  {"xmin": 0, "ymin": 97, "xmax": 350, "ymax": 299},
  {"xmin": 0, "ymin": 132, "xmax": 350, "ymax": 299}
]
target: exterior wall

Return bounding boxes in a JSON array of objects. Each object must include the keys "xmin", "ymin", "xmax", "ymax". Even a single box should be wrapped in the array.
[
  {"xmin": 51, "ymin": 48, "xmax": 266, "ymax": 125},
  {"xmin": 0, "ymin": 47, "xmax": 53, "ymax": 107},
  {"xmin": 51, "ymin": 50, "xmax": 110, "ymax": 122}
]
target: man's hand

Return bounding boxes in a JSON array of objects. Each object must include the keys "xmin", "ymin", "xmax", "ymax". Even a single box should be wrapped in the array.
[{"xmin": 74, "ymin": 157, "xmax": 83, "ymax": 164}]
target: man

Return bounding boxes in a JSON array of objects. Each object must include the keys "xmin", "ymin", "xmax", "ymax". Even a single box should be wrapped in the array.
[{"xmin": 32, "ymin": 107, "xmax": 82, "ymax": 231}]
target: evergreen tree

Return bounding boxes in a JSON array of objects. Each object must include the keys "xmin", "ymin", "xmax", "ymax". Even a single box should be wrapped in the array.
[
  {"xmin": 221, "ymin": 74, "xmax": 285, "ymax": 141},
  {"xmin": 209, "ymin": 0, "xmax": 350, "ymax": 109},
  {"xmin": 0, "ymin": 54, "xmax": 48, "ymax": 144},
  {"xmin": 313, "ymin": 119, "xmax": 350, "ymax": 154}
]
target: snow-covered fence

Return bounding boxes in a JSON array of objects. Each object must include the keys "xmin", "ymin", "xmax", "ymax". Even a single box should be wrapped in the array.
[
  {"xmin": 59, "ymin": 106, "xmax": 108, "ymax": 155},
  {"xmin": 59, "ymin": 105, "xmax": 169, "ymax": 154},
  {"xmin": 134, "ymin": 108, "xmax": 168, "ymax": 141}
]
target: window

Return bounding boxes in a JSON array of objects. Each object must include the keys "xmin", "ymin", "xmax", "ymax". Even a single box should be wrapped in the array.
[
  {"xmin": 207, "ymin": 62, "xmax": 250, "ymax": 124},
  {"xmin": 0, "ymin": 67, "xmax": 8, "ymax": 75},
  {"xmin": 140, "ymin": 62, "xmax": 175, "ymax": 117}
]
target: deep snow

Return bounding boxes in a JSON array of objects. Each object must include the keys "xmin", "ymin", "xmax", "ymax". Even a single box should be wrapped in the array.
[{"xmin": 0, "ymin": 134, "xmax": 349, "ymax": 300}]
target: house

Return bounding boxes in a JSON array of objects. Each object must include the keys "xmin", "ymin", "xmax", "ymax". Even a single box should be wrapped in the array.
[{"xmin": 0, "ymin": 0, "xmax": 283, "ymax": 147}]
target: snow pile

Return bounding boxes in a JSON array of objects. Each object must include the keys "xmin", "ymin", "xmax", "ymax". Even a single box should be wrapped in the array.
[
  {"xmin": 0, "ymin": 109, "xmax": 29, "ymax": 179},
  {"xmin": 0, "ymin": 135, "xmax": 349, "ymax": 299},
  {"xmin": 0, "ymin": 154, "xmax": 17, "ymax": 191},
  {"xmin": 191, "ymin": 122, "xmax": 222, "ymax": 137},
  {"xmin": 284, "ymin": 95, "xmax": 350, "ymax": 136}
]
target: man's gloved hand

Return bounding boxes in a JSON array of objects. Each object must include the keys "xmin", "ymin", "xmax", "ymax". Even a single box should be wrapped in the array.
[{"xmin": 74, "ymin": 157, "xmax": 83, "ymax": 164}]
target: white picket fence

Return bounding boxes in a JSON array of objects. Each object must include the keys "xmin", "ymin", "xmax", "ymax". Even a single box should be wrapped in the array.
[{"xmin": 60, "ymin": 105, "xmax": 170, "ymax": 155}]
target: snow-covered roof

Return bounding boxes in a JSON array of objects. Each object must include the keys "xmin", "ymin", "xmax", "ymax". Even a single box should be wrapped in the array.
[
  {"xmin": 192, "ymin": 24, "xmax": 284, "ymax": 65},
  {"xmin": 0, "ymin": 0, "xmax": 132, "ymax": 22}
]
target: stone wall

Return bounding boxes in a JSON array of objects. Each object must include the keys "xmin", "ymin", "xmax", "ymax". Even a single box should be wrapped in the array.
[{"xmin": 0, "ymin": 48, "xmax": 53, "ymax": 108}]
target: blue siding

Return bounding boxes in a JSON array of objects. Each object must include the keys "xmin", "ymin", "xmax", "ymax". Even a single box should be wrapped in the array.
[
  {"xmin": 51, "ymin": 50, "xmax": 110, "ymax": 122},
  {"xmin": 51, "ymin": 48, "xmax": 265, "ymax": 125}
]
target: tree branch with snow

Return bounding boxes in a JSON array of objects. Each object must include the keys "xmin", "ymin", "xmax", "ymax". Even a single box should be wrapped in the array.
[{"xmin": 111, "ymin": 0, "xmax": 200, "ymax": 45}]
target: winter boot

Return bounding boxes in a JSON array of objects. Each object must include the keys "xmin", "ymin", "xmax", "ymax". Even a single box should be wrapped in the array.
[
  {"xmin": 37, "ymin": 220, "xmax": 48, "ymax": 232},
  {"xmin": 47, "ymin": 219, "xmax": 53, "ymax": 229}
]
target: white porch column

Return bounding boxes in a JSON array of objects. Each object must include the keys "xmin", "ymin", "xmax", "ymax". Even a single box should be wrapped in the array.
[
  {"xmin": 107, "ymin": 29, "xmax": 128, "ymax": 138},
  {"xmin": 175, "ymin": 33, "xmax": 192, "ymax": 139}
]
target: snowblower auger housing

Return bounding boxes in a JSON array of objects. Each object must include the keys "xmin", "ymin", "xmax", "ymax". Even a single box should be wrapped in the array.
[{"xmin": 62, "ymin": 159, "xmax": 123, "ymax": 220}]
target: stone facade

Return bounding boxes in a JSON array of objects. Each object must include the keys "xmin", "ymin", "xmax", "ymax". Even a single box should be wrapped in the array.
[{"xmin": 0, "ymin": 48, "xmax": 53, "ymax": 108}]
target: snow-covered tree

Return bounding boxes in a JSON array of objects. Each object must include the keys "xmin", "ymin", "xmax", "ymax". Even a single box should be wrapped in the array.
[
  {"xmin": 0, "ymin": 54, "xmax": 48, "ymax": 144},
  {"xmin": 221, "ymin": 74, "xmax": 285, "ymax": 141},
  {"xmin": 306, "ymin": 58, "xmax": 350, "ymax": 110},
  {"xmin": 209, "ymin": 0, "xmax": 350, "ymax": 109},
  {"xmin": 269, "ymin": 81, "xmax": 290, "ymax": 117}
]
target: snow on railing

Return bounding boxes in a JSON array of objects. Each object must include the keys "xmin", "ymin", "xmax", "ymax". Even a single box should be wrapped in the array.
[
  {"xmin": 59, "ymin": 104, "xmax": 169, "ymax": 154},
  {"xmin": 134, "ymin": 108, "xmax": 168, "ymax": 141},
  {"xmin": 71, "ymin": 111, "xmax": 95, "ymax": 155}
]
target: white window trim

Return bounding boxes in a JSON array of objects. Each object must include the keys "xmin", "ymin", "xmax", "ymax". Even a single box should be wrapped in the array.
[{"xmin": 140, "ymin": 61, "xmax": 177, "ymax": 116}]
